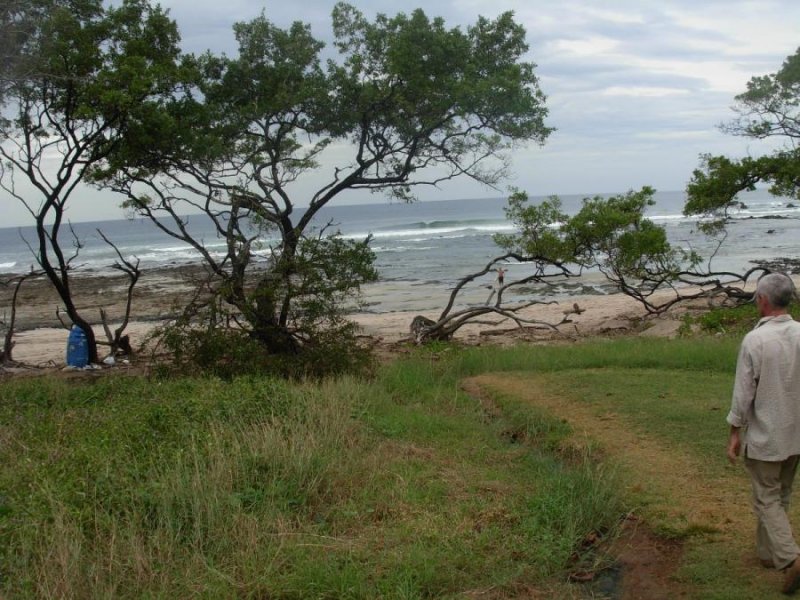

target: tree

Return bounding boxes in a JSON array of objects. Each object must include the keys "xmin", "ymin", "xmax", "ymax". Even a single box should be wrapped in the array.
[
  {"xmin": 419, "ymin": 51, "xmax": 800, "ymax": 344},
  {"xmin": 96, "ymin": 3, "xmax": 552, "ymax": 362},
  {"xmin": 686, "ymin": 46, "xmax": 800, "ymax": 223},
  {"xmin": 0, "ymin": 0, "xmax": 183, "ymax": 363},
  {"xmin": 0, "ymin": 0, "xmax": 53, "ymax": 103},
  {"xmin": 413, "ymin": 187, "xmax": 764, "ymax": 344}
]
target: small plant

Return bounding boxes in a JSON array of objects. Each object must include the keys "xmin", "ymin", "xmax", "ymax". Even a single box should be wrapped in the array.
[
  {"xmin": 692, "ymin": 302, "xmax": 800, "ymax": 335},
  {"xmin": 677, "ymin": 313, "xmax": 695, "ymax": 337},
  {"xmin": 696, "ymin": 303, "xmax": 759, "ymax": 334}
]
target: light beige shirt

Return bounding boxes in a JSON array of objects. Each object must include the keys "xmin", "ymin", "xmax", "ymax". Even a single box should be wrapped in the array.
[{"xmin": 727, "ymin": 314, "xmax": 800, "ymax": 461}]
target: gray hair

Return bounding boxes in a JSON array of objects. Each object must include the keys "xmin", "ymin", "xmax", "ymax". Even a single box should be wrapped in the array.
[{"xmin": 756, "ymin": 273, "xmax": 796, "ymax": 308}]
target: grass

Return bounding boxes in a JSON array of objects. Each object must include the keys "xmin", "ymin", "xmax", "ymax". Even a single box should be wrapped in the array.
[
  {"xmin": 0, "ymin": 329, "xmax": 783, "ymax": 598},
  {"xmin": 521, "ymin": 366, "xmax": 789, "ymax": 599},
  {"xmin": 539, "ymin": 368, "xmax": 732, "ymax": 464},
  {"xmin": 1, "ymin": 354, "xmax": 625, "ymax": 598},
  {"xmin": 454, "ymin": 327, "xmax": 795, "ymax": 598}
]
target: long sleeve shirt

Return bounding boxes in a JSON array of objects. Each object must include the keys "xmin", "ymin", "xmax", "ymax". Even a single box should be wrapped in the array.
[{"xmin": 727, "ymin": 314, "xmax": 800, "ymax": 461}]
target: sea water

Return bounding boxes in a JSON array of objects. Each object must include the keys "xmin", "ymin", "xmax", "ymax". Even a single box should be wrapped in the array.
[{"xmin": 1, "ymin": 190, "xmax": 799, "ymax": 314}]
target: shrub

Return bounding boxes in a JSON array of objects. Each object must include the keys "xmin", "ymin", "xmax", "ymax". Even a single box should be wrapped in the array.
[
  {"xmin": 153, "ymin": 319, "xmax": 374, "ymax": 380},
  {"xmin": 688, "ymin": 302, "xmax": 800, "ymax": 336}
]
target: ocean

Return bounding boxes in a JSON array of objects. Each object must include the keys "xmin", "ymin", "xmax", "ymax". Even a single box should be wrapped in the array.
[{"xmin": 2, "ymin": 189, "xmax": 799, "ymax": 314}]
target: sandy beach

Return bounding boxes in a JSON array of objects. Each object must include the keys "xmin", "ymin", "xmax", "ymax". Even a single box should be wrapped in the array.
[{"xmin": 1, "ymin": 266, "xmax": 732, "ymax": 368}]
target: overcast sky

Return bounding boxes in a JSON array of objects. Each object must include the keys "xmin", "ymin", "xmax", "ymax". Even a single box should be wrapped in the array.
[{"xmin": 3, "ymin": 0, "xmax": 799, "ymax": 226}]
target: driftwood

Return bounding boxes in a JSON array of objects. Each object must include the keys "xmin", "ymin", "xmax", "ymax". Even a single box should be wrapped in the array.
[
  {"xmin": 410, "ymin": 252, "xmax": 580, "ymax": 344},
  {"xmin": 563, "ymin": 303, "xmax": 585, "ymax": 316},
  {"xmin": 410, "ymin": 316, "xmax": 437, "ymax": 343},
  {"xmin": 605, "ymin": 265, "xmax": 764, "ymax": 315},
  {"xmin": 96, "ymin": 229, "xmax": 140, "ymax": 356},
  {"xmin": 410, "ymin": 303, "xmax": 575, "ymax": 344}
]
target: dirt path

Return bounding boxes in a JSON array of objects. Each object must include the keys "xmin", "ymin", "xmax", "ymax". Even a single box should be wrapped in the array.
[{"xmin": 462, "ymin": 373, "xmax": 782, "ymax": 599}]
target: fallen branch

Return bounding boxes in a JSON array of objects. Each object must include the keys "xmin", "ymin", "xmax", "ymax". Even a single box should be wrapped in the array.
[
  {"xmin": 411, "ymin": 253, "xmax": 579, "ymax": 344},
  {"xmin": 1, "ymin": 269, "xmax": 44, "ymax": 364}
]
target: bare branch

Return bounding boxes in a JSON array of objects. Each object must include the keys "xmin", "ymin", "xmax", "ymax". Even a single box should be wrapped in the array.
[
  {"xmin": 96, "ymin": 228, "xmax": 141, "ymax": 354},
  {"xmin": 0, "ymin": 269, "xmax": 44, "ymax": 364},
  {"xmin": 410, "ymin": 250, "xmax": 580, "ymax": 344}
]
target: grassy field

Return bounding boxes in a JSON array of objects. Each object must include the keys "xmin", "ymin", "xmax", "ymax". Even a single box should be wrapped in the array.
[{"xmin": 0, "ymin": 334, "xmax": 793, "ymax": 598}]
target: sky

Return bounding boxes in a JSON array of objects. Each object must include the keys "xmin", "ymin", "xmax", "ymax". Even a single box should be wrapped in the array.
[{"xmin": 2, "ymin": 0, "xmax": 799, "ymax": 226}]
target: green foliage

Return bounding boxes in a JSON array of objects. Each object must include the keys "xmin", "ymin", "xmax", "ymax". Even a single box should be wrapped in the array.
[
  {"xmin": 686, "ymin": 46, "xmax": 800, "ymax": 221},
  {"xmin": 495, "ymin": 187, "xmax": 698, "ymax": 290},
  {"xmin": 0, "ymin": 345, "xmax": 632, "ymax": 598},
  {"xmin": 245, "ymin": 232, "xmax": 377, "ymax": 369},
  {"xmin": 0, "ymin": 0, "xmax": 54, "ymax": 103},
  {"xmin": 90, "ymin": 3, "xmax": 552, "ymax": 367},
  {"xmin": 328, "ymin": 5, "xmax": 552, "ymax": 175},
  {"xmin": 694, "ymin": 303, "xmax": 760, "ymax": 334},
  {"xmin": 156, "ymin": 323, "xmax": 272, "ymax": 379},
  {"xmin": 729, "ymin": 46, "xmax": 800, "ymax": 142},
  {"xmin": 283, "ymin": 234, "xmax": 379, "ymax": 330},
  {"xmin": 5, "ymin": 337, "xmax": 771, "ymax": 597},
  {"xmin": 141, "ymin": 231, "xmax": 378, "ymax": 377},
  {"xmin": 0, "ymin": 375, "xmax": 370, "ymax": 597},
  {"xmin": 0, "ymin": 0, "xmax": 183, "ymax": 362},
  {"xmin": 564, "ymin": 186, "xmax": 687, "ymax": 276},
  {"xmin": 686, "ymin": 152, "xmax": 800, "ymax": 220},
  {"xmin": 494, "ymin": 190, "xmax": 570, "ymax": 259},
  {"xmin": 156, "ymin": 309, "xmax": 374, "ymax": 380},
  {"xmin": 682, "ymin": 302, "xmax": 800, "ymax": 336},
  {"xmin": 5, "ymin": 0, "xmax": 181, "ymax": 136}
]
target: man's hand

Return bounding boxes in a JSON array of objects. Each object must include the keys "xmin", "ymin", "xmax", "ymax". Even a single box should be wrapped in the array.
[{"xmin": 727, "ymin": 427, "xmax": 742, "ymax": 464}]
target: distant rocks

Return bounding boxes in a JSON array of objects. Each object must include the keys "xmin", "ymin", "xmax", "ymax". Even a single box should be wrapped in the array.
[{"xmin": 751, "ymin": 257, "xmax": 800, "ymax": 274}]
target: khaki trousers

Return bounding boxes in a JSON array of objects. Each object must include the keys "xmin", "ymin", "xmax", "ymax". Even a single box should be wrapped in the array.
[{"xmin": 744, "ymin": 455, "xmax": 800, "ymax": 569}]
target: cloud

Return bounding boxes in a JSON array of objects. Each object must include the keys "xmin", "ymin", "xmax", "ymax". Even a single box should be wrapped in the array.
[
  {"xmin": 2, "ymin": 0, "xmax": 799, "ymax": 226},
  {"xmin": 150, "ymin": 0, "xmax": 800, "ymax": 203},
  {"xmin": 600, "ymin": 86, "xmax": 690, "ymax": 97}
]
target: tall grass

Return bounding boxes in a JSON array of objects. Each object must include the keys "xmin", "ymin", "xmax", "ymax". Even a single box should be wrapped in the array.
[
  {"xmin": 0, "ymin": 336, "xmax": 727, "ymax": 598},
  {"xmin": 2, "ymin": 376, "xmax": 376, "ymax": 597}
]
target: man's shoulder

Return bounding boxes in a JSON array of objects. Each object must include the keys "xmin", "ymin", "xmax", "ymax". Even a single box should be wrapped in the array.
[
  {"xmin": 744, "ymin": 316, "xmax": 800, "ymax": 342},
  {"xmin": 765, "ymin": 315, "xmax": 800, "ymax": 331}
]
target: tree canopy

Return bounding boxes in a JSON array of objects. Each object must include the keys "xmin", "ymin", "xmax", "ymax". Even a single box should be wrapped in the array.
[
  {"xmin": 495, "ymin": 187, "xmax": 704, "ymax": 312},
  {"xmin": 93, "ymin": 3, "xmax": 553, "ymax": 363},
  {"xmin": 686, "ymin": 46, "xmax": 800, "ymax": 223},
  {"xmin": 0, "ymin": 0, "xmax": 182, "ymax": 362}
]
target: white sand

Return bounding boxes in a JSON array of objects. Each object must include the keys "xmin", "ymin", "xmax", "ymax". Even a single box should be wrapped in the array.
[{"xmin": 6, "ymin": 289, "xmax": 700, "ymax": 368}]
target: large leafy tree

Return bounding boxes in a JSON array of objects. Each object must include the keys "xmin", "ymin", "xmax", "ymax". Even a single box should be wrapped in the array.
[
  {"xmin": 0, "ymin": 0, "xmax": 183, "ymax": 363},
  {"xmin": 414, "ymin": 187, "xmax": 689, "ymax": 342},
  {"xmin": 686, "ymin": 46, "xmax": 800, "ymax": 222},
  {"xmin": 413, "ymin": 186, "xmax": 764, "ymax": 344},
  {"xmin": 0, "ymin": 0, "xmax": 44, "ymax": 101},
  {"xmin": 97, "ymin": 3, "xmax": 553, "ymax": 359}
]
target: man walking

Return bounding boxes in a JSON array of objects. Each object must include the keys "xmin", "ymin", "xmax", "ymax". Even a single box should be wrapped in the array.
[{"xmin": 727, "ymin": 272, "xmax": 800, "ymax": 594}]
